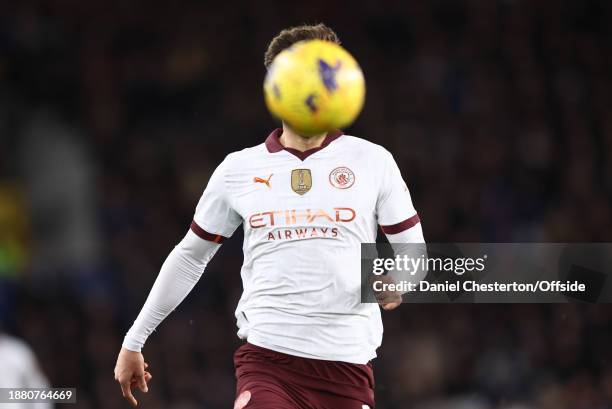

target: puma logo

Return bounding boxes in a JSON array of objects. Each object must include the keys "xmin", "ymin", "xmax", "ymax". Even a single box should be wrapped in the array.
[{"xmin": 253, "ymin": 174, "xmax": 273, "ymax": 188}]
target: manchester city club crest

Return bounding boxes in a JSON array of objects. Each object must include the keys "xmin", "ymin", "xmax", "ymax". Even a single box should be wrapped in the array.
[
  {"xmin": 291, "ymin": 169, "xmax": 312, "ymax": 195},
  {"xmin": 329, "ymin": 166, "xmax": 355, "ymax": 189}
]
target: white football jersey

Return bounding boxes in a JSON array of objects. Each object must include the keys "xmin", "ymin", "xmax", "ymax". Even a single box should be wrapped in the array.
[{"xmin": 191, "ymin": 129, "xmax": 421, "ymax": 364}]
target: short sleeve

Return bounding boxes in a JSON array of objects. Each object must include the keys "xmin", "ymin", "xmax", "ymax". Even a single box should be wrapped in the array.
[
  {"xmin": 191, "ymin": 158, "xmax": 242, "ymax": 242},
  {"xmin": 376, "ymin": 151, "xmax": 421, "ymax": 234}
]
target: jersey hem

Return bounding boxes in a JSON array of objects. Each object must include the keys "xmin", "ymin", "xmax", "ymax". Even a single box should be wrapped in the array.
[{"xmin": 245, "ymin": 334, "xmax": 376, "ymax": 365}]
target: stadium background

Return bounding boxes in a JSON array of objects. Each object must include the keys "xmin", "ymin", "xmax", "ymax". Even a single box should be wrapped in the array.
[{"xmin": 1, "ymin": 0, "xmax": 612, "ymax": 408}]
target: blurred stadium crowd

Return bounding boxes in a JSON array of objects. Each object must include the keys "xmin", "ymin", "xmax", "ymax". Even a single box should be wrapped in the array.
[{"xmin": 1, "ymin": 0, "xmax": 611, "ymax": 408}]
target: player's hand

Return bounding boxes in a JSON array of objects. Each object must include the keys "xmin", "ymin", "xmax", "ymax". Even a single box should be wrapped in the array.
[
  {"xmin": 114, "ymin": 347, "xmax": 152, "ymax": 406},
  {"xmin": 372, "ymin": 275, "xmax": 402, "ymax": 311}
]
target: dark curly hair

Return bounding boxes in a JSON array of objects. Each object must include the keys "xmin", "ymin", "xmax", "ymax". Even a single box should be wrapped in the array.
[{"xmin": 264, "ymin": 23, "xmax": 341, "ymax": 68}]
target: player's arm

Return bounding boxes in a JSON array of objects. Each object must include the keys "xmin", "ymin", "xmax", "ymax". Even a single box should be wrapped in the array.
[
  {"xmin": 114, "ymin": 158, "xmax": 241, "ymax": 406},
  {"xmin": 376, "ymin": 150, "xmax": 425, "ymax": 310}
]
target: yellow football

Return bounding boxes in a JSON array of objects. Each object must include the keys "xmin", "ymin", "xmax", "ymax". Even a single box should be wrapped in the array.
[{"xmin": 263, "ymin": 39, "xmax": 365, "ymax": 136}]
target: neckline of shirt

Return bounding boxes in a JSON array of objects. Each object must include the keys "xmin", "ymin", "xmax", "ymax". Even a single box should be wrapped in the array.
[{"xmin": 264, "ymin": 128, "xmax": 344, "ymax": 161}]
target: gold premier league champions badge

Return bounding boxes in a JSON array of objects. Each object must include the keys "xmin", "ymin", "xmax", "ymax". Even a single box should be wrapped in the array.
[{"xmin": 291, "ymin": 169, "xmax": 312, "ymax": 195}]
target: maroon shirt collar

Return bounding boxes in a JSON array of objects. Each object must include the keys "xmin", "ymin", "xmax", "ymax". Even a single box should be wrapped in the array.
[{"xmin": 265, "ymin": 128, "xmax": 343, "ymax": 160}]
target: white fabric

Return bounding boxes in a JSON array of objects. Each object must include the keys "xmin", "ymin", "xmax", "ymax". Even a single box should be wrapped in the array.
[
  {"xmin": 0, "ymin": 335, "xmax": 52, "ymax": 409},
  {"xmin": 385, "ymin": 225, "xmax": 428, "ymax": 291},
  {"xmin": 124, "ymin": 134, "xmax": 424, "ymax": 364},
  {"xmin": 376, "ymin": 149, "xmax": 418, "ymax": 226},
  {"xmin": 122, "ymin": 230, "xmax": 220, "ymax": 351}
]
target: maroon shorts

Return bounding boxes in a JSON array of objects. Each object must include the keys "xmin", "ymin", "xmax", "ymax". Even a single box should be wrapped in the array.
[{"xmin": 233, "ymin": 342, "xmax": 375, "ymax": 409}]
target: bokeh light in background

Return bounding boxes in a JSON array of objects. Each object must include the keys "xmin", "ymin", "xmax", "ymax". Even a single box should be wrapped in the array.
[{"xmin": 1, "ymin": 0, "xmax": 611, "ymax": 408}]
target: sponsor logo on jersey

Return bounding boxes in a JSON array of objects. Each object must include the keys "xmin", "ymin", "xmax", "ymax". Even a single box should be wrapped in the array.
[
  {"xmin": 248, "ymin": 207, "xmax": 355, "ymax": 228},
  {"xmin": 329, "ymin": 166, "xmax": 355, "ymax": 189},
  {"xmin": 253, "ymin": 173, "xmax": 273, "ymax": 188},
  {"xmin": 291, "ymin": 169, "xmax": 312, "ymax": 195},
  {"xmin": 267, "ymin": 226, "xmax": 339, "ymax": 241}
]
